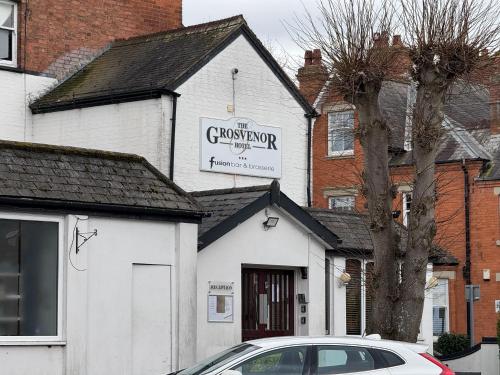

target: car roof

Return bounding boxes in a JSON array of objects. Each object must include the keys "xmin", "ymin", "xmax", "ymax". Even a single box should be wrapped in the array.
[{"xmin": 246, "ymin": 336, "xmax": 428, "ymax": 354}]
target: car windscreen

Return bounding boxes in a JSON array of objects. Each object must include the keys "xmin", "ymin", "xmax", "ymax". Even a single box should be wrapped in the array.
[{"xmin": 177, "ymin": 343, "xmax": 259, "ymax": 375}]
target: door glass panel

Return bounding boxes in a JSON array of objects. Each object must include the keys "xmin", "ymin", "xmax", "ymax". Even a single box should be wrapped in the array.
[
  {"xmin": 316, "ymin": 346, "xmax": 376, "ymax": 374},
  {"xmin": 233, "ymin": 346, "xmax": 308, "ymax": 375}
]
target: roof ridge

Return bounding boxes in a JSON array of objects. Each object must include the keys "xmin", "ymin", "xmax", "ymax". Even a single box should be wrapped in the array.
[
  {"xmin": 0, "ymin": 140, "xmax": 144, "ymax": 162},
  {"xmin": 191, "ymin": 184, "xmax": 271, "ymax": 197},
  {"xmin": 114, "ymin": 15, "xmax": 246, "ymax": 46}
]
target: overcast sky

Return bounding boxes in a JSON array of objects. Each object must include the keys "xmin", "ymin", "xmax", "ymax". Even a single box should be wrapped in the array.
[{"xmin": 183, "ymin": 0, "xmax": 318, "ymax": 65}]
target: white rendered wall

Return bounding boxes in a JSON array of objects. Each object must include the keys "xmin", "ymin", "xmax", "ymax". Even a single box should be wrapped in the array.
[
  {"xmin": 32, "ymin": 97, "xmax": 171, "ymax": 171},
  {"xmin": 0, "ymin": 212, "xmax": 198, "ymax": 375},
  {"xmin": 31, "ymin": 35, "xmax": 309, "ymax": 205},
  {"xmin": 175, "ymin": 35, "xmax": 308, "ymax": 204},
  {"xmin": 0, "ymin": 70, "xmax": 56, "ymax": 141},
  {"xmin": 196, "ymin": 206, "xmax": 326, "ymax": 361}
]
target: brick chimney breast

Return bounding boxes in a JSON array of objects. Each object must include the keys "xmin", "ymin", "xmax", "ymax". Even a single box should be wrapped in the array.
[{"xmin": 297, "ymin": 48, "xmax": 328, "ymax": 104}]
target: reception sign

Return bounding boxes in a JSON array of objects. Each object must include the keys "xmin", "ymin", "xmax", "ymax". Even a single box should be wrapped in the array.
[{"xmin": 200, "ymin": 117, "xmax": 282, "ymax": 178}]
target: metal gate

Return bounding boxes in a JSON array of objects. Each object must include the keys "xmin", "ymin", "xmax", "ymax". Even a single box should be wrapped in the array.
[{"xmin": 241, "ymin": 268, "xmax": 294, "ymax": 341}]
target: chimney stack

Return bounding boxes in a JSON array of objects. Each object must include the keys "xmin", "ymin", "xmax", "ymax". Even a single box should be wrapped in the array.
[{"xmin": 297, "ymin": 49, "xmax": 328, "ymax": 105}]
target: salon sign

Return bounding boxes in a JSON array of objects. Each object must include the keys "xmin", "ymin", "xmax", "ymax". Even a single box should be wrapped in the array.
[{"xmin": 200, "ymin": 117, "xmax": 282, "ymax": 178}]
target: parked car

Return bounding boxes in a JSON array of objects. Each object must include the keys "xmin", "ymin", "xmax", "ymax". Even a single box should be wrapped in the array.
[{"xmin": 169, "ymin": 336, "xmax": 454, "ymax": 375}]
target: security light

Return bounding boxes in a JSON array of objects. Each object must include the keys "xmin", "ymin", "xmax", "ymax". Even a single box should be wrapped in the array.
[
  {"xmin": 263, "ymin": 216, "xmax": 279, "ymax": 230},
  {"xmin": 337, "ymin": 272, "xmax": 352, "ymax": 287}
]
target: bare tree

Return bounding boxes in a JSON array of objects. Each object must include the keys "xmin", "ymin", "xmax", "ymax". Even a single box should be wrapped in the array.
[
  {"xmin": 289, "ymin": 0, "xmax": 499, "ymax": 342},
  {"xmin": 396, "ymin": 0, "xmax": 500, "ymax": 341},
  {"xmin": 287, "ymin": 0, "xmax": 402, "ymax": 339}
]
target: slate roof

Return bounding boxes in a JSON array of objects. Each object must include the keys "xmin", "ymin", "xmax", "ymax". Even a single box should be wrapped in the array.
[
  {"xmin": 30, "ymin": 16, "xmax": 314, "ymax": 115},
  {"xmin": 191, "ymin": 185, "xmax": 270, "ymax": 237},
  {"xmin": 316, "ymin": 79, "xmax": 498, "ymax": 177},
  {"xmin": 306, "ymin": 208, "xmax": 459, "ymax": 265},
  {"xmin": 0, "ymin": 141, "xmax": 204, "ymax": 220},
  {"xmin": 191, "ymin": 182, "xmax": 339, "ymax": 250}
]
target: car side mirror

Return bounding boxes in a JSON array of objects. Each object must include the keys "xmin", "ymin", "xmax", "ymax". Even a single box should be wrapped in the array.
[{"xmin": 220, "ymin": 370, "xmax": 242, "ymax": 375}]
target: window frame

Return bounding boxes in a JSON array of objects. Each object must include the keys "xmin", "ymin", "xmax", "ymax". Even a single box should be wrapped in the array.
[
  {"xmin": 327, "ymin": 111, "xmax": 355, "ymax": 157},
  {"xmin": 0, "ymin": 212, "xmax": 64, "ymax": 344},
  {"xmin": 432, "ymin": 278, "xmax": 449, "ymax": 339},
  {"xmin": 0, "ymin": 0, "xmax": 17, "ymax": 67},
  {"xmin": 402, "ymin": 192, "xmax": 412, "ymax": 227},
  {"xmin": 328, "ymin": 195, "xmax": 355, "ymax": 211},
  {"xmin": 345, "ymin": 259, "xmax": 374, "ymax": 336}
]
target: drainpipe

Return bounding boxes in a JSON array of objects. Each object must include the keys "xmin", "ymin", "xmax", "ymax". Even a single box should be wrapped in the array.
[
  {"xmin": 169, "ymin": 95, "xmax": 178, "ymax": 181},
  {"xmin": 305, "ymin": 113, "xmax": 315, "ymax": 208},
  {"xmin": 461, "ymin": 159, "xmax": 472, "ymax": 340}
]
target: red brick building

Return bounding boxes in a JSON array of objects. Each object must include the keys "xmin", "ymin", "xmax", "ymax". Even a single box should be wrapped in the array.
[
  {"xmin": 298, "ymin": 45, "xmax": 500, "ymax": 344},
  {"xmin": 1, "ymin": 0, "xmax": 182, "ymax": 79}
]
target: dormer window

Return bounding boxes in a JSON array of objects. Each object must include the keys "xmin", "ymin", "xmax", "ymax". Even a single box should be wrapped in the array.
[{"xmin": 0, "ymin": 0, "xmax": 16, "ymax": 66}]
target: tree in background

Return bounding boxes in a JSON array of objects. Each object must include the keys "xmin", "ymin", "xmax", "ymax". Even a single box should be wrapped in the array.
[{"xmin": 288, "ymin": 0, "xmax": 499, "ymax": 342}]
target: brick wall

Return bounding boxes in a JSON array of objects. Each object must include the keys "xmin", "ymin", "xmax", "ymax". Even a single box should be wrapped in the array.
[{"xmin": 16, "ymin": 0, "xmax": 182, "ymax": 79}]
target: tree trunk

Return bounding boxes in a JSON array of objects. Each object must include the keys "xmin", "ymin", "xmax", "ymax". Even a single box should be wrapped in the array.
[
  {"xmin": 393, "ymin": 70, "xmax": 446, "ymax": 342},
  {"xmin": 356, "ymin": 92, "xmax": 400, "ymax": 338}
]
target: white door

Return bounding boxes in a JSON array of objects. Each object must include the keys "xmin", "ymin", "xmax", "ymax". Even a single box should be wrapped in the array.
[{"xmin": 132, "ymin": 264, "xmax": 172, "ymax": 375}]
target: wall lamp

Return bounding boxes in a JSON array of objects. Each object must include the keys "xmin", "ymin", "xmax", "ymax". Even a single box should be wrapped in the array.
[
  {"xmin": 337, "ymin": 272, "xmax": 352, "ymax": 287},
  {"xmin": 263, "ymin": 217, "xmax": 279, "ymax": 230}
]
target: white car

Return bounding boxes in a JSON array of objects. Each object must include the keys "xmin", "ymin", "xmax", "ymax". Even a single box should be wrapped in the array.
[{"xmin": 171, "ymin": 336, "xmax": 454, "ymax": 375}]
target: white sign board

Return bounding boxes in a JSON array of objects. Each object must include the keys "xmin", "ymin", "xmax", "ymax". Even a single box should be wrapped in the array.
[
  {"xmin": 208, "ymin": 281, "xmax": 235, "ymax": 323},
  {"xmin": 200, "ymin": 117, "xmax": 282, "ymax": 178}
]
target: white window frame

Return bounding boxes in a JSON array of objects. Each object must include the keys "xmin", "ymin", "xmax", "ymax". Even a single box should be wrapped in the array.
[
  {"xmin": 345, "ymin": 258, "xmax": 372, "ymax": 336},
  {"xmin": 329, "ymin": 195, "xmax": 355, "ymax": 211},
  {"xmin": 0, "ymin": 211, "xmax": 64, "ymax": 344},
  {"xmin": 327, "ymin": 111, "xmax": 355, "ymax": 157},
  {"xmin": 402, "ymin": 192, "xmax": 412, "ymax": 227},
  {"xmin": 432, "ymin": 278, "xmax": 449, "ymax": 339},
  {"xmin": 0, "ymin": 0, "xmax": 17, "ymax": 67}
]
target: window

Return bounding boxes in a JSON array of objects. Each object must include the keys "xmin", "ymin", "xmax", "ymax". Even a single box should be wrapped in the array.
[
  {"xmin": 345, "ymin": 259, "xmax": 361, "ymax": 335},
  {"xmin": 315, "ymin": 346, "xmax": 404, "ymax": 374},
  {"xmin": 329, "ymin": 196, "xmax": 355, "ymax": 211},
  {"xmin": 328, "ymin": 111, "xmax": 354, "ymax": 156},
  {"xmin": 316, "ymin": 346, "xmax": 375, "ymax": 374},
  {"xmin": 232, "ymin": 346, "xmax": 308, "ymax": 375},
  {"xmin": 0, "ymin": 0, "xmax": 16, "ymax": 66},
  {"xmin": 402, "ymin": 192, "xmax": 412, "ymax": 227},
  {"xmin": 0, "ymin": 218, "xmax": 59, "ymax": 338},
  {"xmin": 432, "ymin": 279, "xmax": 449, "ymax": 337}
]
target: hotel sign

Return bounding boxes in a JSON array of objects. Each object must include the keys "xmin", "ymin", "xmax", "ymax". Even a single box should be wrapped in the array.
[{"xmin": 200, "ymin": 117, "xmax": 282, "ymax": 178}]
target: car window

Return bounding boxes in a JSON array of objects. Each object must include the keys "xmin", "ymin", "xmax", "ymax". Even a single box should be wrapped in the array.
[
  {"xmin": 316, "ymin": 346, "xmax": 375, "ymax": 374},
  {"xmin": 370, "ymin": 348, "xmax": 405, "ymax": 368},
  {"xmin": 231, "ymin": 346, "xmax": 308, "ymax": 375},
  {"xmin": 177, "ymin": 343, "xmax": 258, "ymax": 375}
]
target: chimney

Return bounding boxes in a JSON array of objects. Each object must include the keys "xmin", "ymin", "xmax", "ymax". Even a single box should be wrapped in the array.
[{"xmin": 297, "ymin": 49, "xmax": 328, "ymax": 105}]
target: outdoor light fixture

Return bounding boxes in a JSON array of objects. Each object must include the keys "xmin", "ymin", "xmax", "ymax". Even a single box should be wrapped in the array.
[
  {"xmin": 337, "ymin": 272, "xmax": 352, "ymax": 287},
  {"xmin": 263, "ymin": 217, "xmax": 279, "ymax": 230}
]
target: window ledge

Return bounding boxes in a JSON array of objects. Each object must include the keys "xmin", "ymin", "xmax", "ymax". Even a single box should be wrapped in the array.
[
  {"xmin": 325, "ymin": 153, "xmax": 355, "ymax": 160},
  {"xmin": 0, "ymin": 340, "xmax": 66, "ymax": 347}
]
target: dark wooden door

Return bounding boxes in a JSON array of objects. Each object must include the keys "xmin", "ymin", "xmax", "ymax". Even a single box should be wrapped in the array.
[{"xmin": 241, "ymin": 268, "xmax": 294, "ymax": 341}]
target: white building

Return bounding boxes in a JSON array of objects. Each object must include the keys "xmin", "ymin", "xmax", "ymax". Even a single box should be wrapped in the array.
[
  {"xmin": 0, "ymin": 14, "xmax": 439, "ymax": 373},
  {"xmin": 0, "ymin": 141, "xmax": 203, "ymax": 375}
]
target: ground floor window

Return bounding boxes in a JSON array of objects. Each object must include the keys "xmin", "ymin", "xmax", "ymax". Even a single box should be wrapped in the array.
[
  {"xmin": 0, "ymin": 219, "xmax": 59, "ymax": 337},
  {"xmin": 432, "ymin": 279, "xmax": 449, "ymax": 336},
  {"xmin": 345, "ymin": 259, "xmax": 373, "ymax": 335}
]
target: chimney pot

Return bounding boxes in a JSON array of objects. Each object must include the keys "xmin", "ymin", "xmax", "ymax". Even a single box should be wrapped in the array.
[
  {"xmin": 304, "ymin": 50, "xmax": 313, "ymax": 66},
  {"xmin": 312, "ymin": 49, "xmax": 322, "ymax": 65},
  {"xmin": 392, "ymin": 35, "xmax": 402, "ymax": 46}
]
